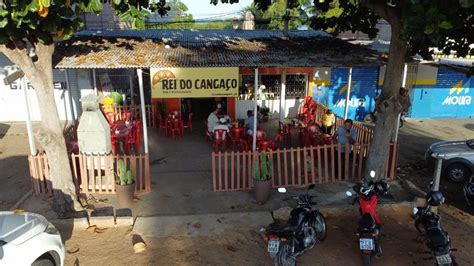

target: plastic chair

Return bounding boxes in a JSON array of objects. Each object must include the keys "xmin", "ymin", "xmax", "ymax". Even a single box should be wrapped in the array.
[
  {"xmin": 278, "ymin": 121, "xmax": 292, "ymax": 145},
  {"xmin": 169, "ymin": 119, "xmax": 182, "ymax": 139},
  {"xmin": 274, "ymin": 134, "xmax": 283, "ymax": 149},
  {"xmin": 230, "ymin": 128, "xmax": 245, "ymax": 150},
  {"xmin": 105, "ymin": 112, "xmax": 116, "ymax": 125},
  {"xmin": 183, "ymin": 113, "xmax": 193, "ymax": 133},
  {"xmin": 258, "ymin": 140, "xmax": 274, "ymax": 152},
  {"xmin": 122, "ymin": 111, "xmax": 132, "ymax": 122},
  {"xmin": 157, "ymin": 115, "xmax": 168, "ymax": 136},
  {"xmin": 213, "ymin": 129, "xmax": 228, "ymax": 152},
  {"xmin": 127, "ymin": 122, "xmax": 141, "ymax": 154}
]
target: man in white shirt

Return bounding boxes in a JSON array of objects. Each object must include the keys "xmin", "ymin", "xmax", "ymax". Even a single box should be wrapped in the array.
[{"xmin": 207, "ymin": 107, "xmax": 220, "ymax": 132}]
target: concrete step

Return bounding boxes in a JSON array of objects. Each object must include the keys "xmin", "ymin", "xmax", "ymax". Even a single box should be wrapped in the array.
[{"xmin": 133, "ymin": 211, "xmax": 273, "ymax": 238}]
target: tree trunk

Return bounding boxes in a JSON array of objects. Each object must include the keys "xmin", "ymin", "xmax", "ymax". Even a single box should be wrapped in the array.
[
  {"xmin": 1, "ymin": 43, "xmax": 80, "ymax": 216},
  {"xmin": 364, "ymin": 23, "xmax": 408, "ymax": 180}
]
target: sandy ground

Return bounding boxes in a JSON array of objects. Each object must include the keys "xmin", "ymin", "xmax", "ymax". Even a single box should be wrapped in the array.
[{"xmin": 62, "ymin": 208, "xmax": 473, "ymax": 266}]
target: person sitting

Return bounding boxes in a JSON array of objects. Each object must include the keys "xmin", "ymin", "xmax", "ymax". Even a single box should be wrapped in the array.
[
  {"xmin": 335, "ymin": 119, "xmax": 357, "ymax": 153},
  {"xmin": 207, "ymin": 106, "xmax": 220, "ymax": 133},
  {"xmin": 213, "ymin": 118, "xmax": 230, "ymax": 133},
  {"xmin": 246, "ymin": 110, "xmax": 256, "ymax": 135},
  {"xmin": 321, "ymin": 109, "xmax": 335, "ymax": 134}
]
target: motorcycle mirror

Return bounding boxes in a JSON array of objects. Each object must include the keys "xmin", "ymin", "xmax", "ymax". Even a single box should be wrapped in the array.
[
  {"xmin": 308, "ymin": 184, "xmax": 316, "ymax": 190},
  {"xmin": 277, "ymin": 187, "xmax": 287, "ymax": 193},
  {"xmin": 345, "ymin": 191, "xmax": 353, "ymax": 197},
  {"xmin": 370, "ymin": 170, "xmax": 376, "ymax": 178}
]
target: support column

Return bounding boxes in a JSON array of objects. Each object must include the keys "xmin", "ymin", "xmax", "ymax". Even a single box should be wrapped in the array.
[
  {"xmin": 129, "ymin": 75, "xmax": 134, "ymax": 105},
  {"xmin": 252, "ymin": 68, "xmax": 258, "ymax": 151},
  {"xmin": 92, "ymin": 69, "xmax": 98, "ymax": 96},
  {"xmin": 137, "ymin": 69, "xmax": 149, "ymax": 154},
  {"xmin": 393, "ymin": 63, "xmax": 408, "ymax": 142},
  {"xmin": 22, "ymin": 77, "xmax": 36, "ymax": 155},
  {"xmin": 280, "ymin": 69, "xmax": 287, "ymax": 121},
  {"xmin": 343, "ymin": 67, "xmax": 353, "ymax": 120},
  {"xmin": 64, "ymin": 70, "xmax": 77, "ymax": 122}
]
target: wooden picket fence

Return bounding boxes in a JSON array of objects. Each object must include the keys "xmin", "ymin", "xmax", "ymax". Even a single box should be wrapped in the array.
[
  {"xmin": 29, "ymin": 153, "xmax": 151, "ymax": 196},
  {"xmin": 29, "ymin": 153, "xmax": 53, "ymax": 196},
  {"xmin": 101, "ymin": 104, "xmax": 156, "ymax": 128},
  {"xmin": 212, "ymin": 143, "xmax": 398, "ymax": 192}
]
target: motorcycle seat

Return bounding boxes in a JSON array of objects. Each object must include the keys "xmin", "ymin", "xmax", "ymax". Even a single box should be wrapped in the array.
[
  {"xmin": 268, "ymin": 224, "xmax": 297, "ymax": 234},
  {"xmin": 358, "ymin": 213, "xmax": 377, "ymax": 233},
  {"xmin": 427, "ymin": 228, "xmax": 449, "ymax": 248}
]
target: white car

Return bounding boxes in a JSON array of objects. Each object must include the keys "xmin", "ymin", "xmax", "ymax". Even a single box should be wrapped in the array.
[{"xmin": 0, "ymin": 211, "xmax": 65, "ymax": 266}]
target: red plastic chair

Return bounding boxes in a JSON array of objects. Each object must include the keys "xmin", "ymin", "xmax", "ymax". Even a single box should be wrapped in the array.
[
  {"xmin": 274, "ymin": 134, "xmax": 283, "ymax": 149},
  {"xmin": 157, "ymin": 115, "xmax": 168, "ymax": 136},
  {"xmin": 127, "ymin": 122, "xmax": 141, "ymax": 154},
  {"xmin": 105, "ymin": 112, "xmax": 116, "ymax": 125},
  {"xmin": 230, "ymin": 128, "xmax": 246, "ymax": 150},
  {"xmin": 278, "ymin": 121, "xmax": 292, "ymax": 145},
  {"xmin": 169, "ymin": 119, "xmax": 182, "ymax": 139},
  {"xmin": 183, "ymin": 113, "xmax": 193, "ymax": 133},
  {"xmin": 213, "ymin": 129, "xmax": 228, "ymax": 152},
  {"xmin": 122, "ymin": 111, "xmax": 132, "ymax": 122},
  {"xmin": 258, "ymin": 140, "xmax": 274, "ymax": 152}
]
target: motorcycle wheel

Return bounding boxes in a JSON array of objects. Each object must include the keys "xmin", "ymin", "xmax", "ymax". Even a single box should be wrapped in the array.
[
  {"xmin": 312, "ymin": 211, "xmax": 327, "ymax": 241},
  {"xmin": 276, "ymin": 243, "xmax": 296, "ymax": 266},
  {"xmin": 362, "ymin": 253, "xmax": 372, "ymax": 266},
  {"xmin": 364, "ymin": 114, "xmax": 374, "ymax": 123}
]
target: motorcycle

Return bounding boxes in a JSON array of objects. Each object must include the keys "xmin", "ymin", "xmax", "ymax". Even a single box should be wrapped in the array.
[
  {"xmin": 464, "ymin": 176, "xmax": 474, "ymax": 206},
  {"xmin": 346, "ymin": 170, "xmax": 389, "ymax": 266},
  {"xmin": 261, "ymin": 185, "xmax": 327, "ymax": 266},
  {"xmin": 364, "ymin": 111, "xmax": 405, "ymax": 128},
  {"xmin": 413, "ymin": 184, "xmax": 456, "ymax": 266}
]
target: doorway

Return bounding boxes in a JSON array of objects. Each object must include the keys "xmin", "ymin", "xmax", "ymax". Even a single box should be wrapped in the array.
[{"xmin": 181, "ymin": 98, "xmax": 228, "ymax": 121}]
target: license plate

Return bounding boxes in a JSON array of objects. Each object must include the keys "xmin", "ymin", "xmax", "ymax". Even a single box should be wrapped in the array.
[
  {"xmin": 267, "ymin": 239, "xmax": 280, "ymax": 253},
  {"xmin": 436, "ymin": 254, "xmax": 452, "ymax": 265},
  {"xmin": 359, "ymin": 238, "xmax": 374, "ymax": 251}
]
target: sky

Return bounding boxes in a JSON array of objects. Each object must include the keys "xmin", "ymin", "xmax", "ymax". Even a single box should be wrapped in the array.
[{"xmin": 180, "ymin": 0, "xmax": 253, "ymax": 20}]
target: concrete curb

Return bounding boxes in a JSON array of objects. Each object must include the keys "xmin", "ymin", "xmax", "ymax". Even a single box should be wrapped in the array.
[
  {"xmin": 397, "ymin": 176, "xmax": 427, "ymax": 197},
  {"xmin": 9, "ymin": 191, "xmax": 32, "ymax": 211}
]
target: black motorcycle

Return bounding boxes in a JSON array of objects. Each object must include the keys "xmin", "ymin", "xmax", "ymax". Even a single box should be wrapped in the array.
[
  {"xmin": 262, "ymin": 185, "xmax": 327, "ymax": 266},
  {"xmin": 464, "ymin": 176, "xmax": 474, "ymax": 206},
  {"xmin": 364, "ymin": 111, "xmax": 405, "ymax": 128},
  {"xmin": 413, "ymin": 187, "xmax": 456, "ymax": 266}
]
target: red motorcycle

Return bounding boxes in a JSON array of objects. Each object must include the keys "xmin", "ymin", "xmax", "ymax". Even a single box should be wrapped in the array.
[{"xmin": 347, "ymin": 171, "xmax": 389, "ymax": 266}]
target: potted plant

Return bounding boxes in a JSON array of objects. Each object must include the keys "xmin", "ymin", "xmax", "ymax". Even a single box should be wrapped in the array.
[
  {"xmin": 115, "ymin": 159, "xmax": 134, "ymax": 208},
  {"xmin": 253, "ymin": 151, "xmax": 272, "ymax": 204},
  {"xmin": 260, "ymin": 107, "xmax": 270, "ymax": 122}
]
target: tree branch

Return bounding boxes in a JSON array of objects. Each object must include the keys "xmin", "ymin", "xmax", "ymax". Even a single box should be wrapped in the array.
[{"xmin": 0, "ymin": 44, "xmax": 37, "ymax": 73}]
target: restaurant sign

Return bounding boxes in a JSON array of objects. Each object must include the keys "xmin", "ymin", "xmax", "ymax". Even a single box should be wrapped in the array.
[{"xmin": 151, "ymin": 67, "xmax": 239, "ymax": 98}]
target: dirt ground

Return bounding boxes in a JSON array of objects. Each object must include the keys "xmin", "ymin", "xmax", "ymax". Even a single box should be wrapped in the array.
[{"xmin": 62, "ymin": 208, "xmax": 473, "ymax": 266}]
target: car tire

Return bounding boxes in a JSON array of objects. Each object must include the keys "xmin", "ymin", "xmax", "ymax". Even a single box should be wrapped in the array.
[
  {"xmin": 32, "ymin": 258, "xmax": 55, "ymax": 266},
  {"xmin": 444, "ymin": 163, "xmax": 471, "ymax": 183}
]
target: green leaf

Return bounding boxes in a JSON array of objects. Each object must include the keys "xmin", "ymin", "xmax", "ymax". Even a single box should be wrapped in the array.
[
  {"xmin": 439, "ymin": 21, "xmax": 453, "ymax": 30},
  {"xmin": 424, "ymin": 25, "xmax": 435, "ymax": 35},
  {"xmin": 134, "ymin": 18, "xmax": 145, "ymax": 29},
  {"xmin": 42, "ymin": 0, "xmax": 51, "ymax": 8},
  {"xmin": 0, "ymin": 18, "xmax": 8, "ymax": 28},
  {"xmin": 113, "ymin": 0, "xmax": 121, "ymax": 5},
  {"xmin": 27, "ymin": 0, "xmax": 39, "ymax": 12},
  {"xmin": 0, "ymin": 10, "xmax": 8, "ymax": 17},
  {"xmin": 91, "ymin": 0, "xmax": 104, "ymax": 14}
]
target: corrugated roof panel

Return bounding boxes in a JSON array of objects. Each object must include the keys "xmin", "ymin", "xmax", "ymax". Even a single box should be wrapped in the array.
[{"xmin": 54, "ymin": 29, "xmax": 383, "ymax": 69}]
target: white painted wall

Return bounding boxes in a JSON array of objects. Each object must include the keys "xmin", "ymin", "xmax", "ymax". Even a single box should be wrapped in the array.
[
  {"xmin": 236, "ymin": 99, "xmax": 303, "ymax": 120},
  {"xmin": 0, "ymin": 54, "xmax": 81, "ymax": 122}
]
